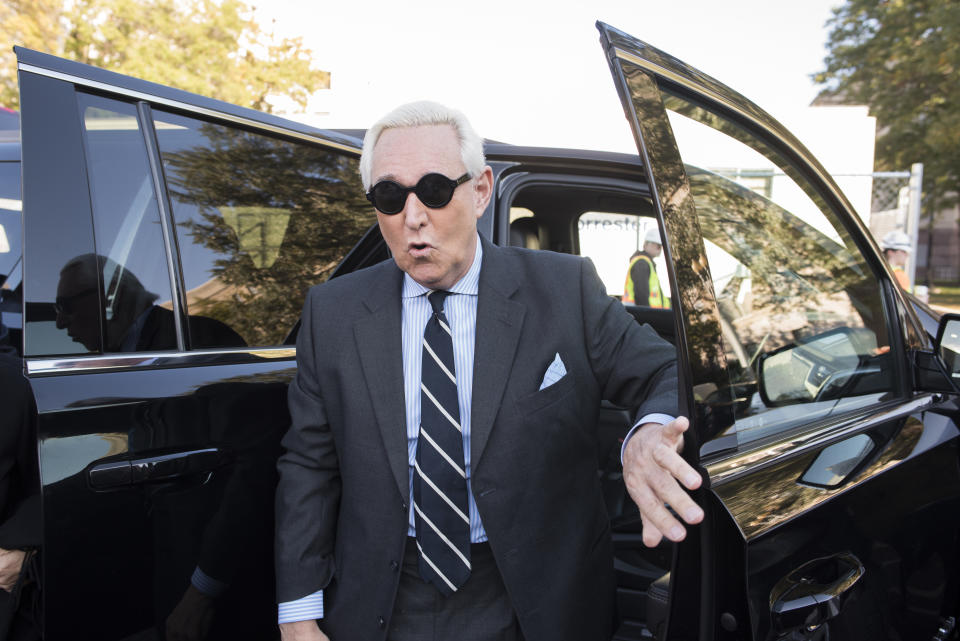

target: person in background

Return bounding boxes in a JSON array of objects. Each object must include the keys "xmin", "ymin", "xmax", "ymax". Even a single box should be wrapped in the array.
[
  {"xmin": 622, "ymin": 227, "xmax": 669, "ymax": 308},
  {"xmin": 880, "ymin": 231, "xmax": 912, "ymax": 291}
]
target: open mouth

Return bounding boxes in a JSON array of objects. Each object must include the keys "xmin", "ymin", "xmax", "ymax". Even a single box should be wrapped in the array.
[{"xmin": 409, "ymin": 242, "xmax": 433, "ymax": 256}]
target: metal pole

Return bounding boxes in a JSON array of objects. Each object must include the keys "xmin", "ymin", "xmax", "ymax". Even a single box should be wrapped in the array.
[{"xmin": 907, "ymin": 162, "xmax": 923, "ymax": 289}]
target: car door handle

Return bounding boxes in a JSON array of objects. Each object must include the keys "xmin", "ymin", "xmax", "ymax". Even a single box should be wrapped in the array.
[
  {"xmin": 87, "ymin": 448, "xmax": 230, "ymax": 489},
  {"xmin": 770, "ymin": 552, "xmax": 865, "ymax": 634}
]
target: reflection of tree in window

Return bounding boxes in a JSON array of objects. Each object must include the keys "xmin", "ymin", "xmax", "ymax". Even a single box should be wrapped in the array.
[
  {"xmin": 160, "ymin": 120, "xmax": 374, "ymax": 347},
  {"xmin": 689, "ymin": 169, "xmax": 888, "ymax": 377}
]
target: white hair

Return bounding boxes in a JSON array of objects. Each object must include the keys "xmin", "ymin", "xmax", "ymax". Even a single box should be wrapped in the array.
[{"xmin": 358, "ymin": 100, "xmax": 486, "ymax": 191}]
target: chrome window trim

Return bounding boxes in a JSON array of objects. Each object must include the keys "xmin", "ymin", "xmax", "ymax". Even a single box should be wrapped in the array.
[
  {"xmin": 705, "ymin": 395, "xmax": 936, "ymax": 486},
  {"xmin": 26, "ymin": 347, "xmax": 296, "ymax": 375},
  {"xmin": 17, "ymin": 63, "xmax": 359, "ymax": 155}
]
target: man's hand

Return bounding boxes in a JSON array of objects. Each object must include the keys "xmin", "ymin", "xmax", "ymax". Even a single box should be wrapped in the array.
[
  {"xmin": 0, "ymin": 548, "xmax": 26, "ymax": 592},
  {"xmin": 280, "ymin": 620, "xmax": 330, "ymax": 641},
  {"xmin": 166, "ymin": 584, "xmax": 214, "ymax": 641},
  {"xmin": 623, "ymin": 416, "xmax": 704, "ymax": 547}
]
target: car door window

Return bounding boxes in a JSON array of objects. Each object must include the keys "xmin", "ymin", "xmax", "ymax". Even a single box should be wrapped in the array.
[
  {"xmin": 578, "ymin": 211, "xmax": 671, "ymax": 303},
  {"xmin": 75, "ymin": 93, "xmax": 177, "ymax": 354},
  {"xmin": 152, "ymin": 110, "xmax": 375, "ymax": 348},
  {"xmin": 667, "ymin": 103, "xmax": 898, "ymax": 448},
  {"xmin": 0, "ymin": 160, "xmax": 21, "ymax": 351}
]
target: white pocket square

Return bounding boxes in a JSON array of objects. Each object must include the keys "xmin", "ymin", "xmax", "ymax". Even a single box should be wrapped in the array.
[{"xmin": 539, "ymin": 353, "xmax": 567, "ymax": 390}]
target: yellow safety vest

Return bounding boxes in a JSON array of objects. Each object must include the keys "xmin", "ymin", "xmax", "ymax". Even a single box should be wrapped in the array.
[
  {"xmin": 891, "ymin": 266, "xmax": 910, "ymax": 291},
  {"xmin": 621, "ymin": 254, "xmax": 668, "ymax": 308}
]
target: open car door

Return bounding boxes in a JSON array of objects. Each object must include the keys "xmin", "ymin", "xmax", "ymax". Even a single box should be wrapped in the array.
[{"xmin": 598, "ymin": 22, "xmax": 960, "ymax": 641}]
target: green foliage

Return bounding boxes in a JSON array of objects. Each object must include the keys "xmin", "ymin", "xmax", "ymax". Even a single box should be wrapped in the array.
[
  {"xmin": 0, "ymin": 0, "xmax": 329, "ymax": 112},
  {"xmin": 815, "ymin": 0, "xmax": 960, "ymax": 210}
]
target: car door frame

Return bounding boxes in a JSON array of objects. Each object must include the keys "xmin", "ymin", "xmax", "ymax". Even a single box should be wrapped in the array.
[{"xmin": 597, "ymin": 21, "xmax": 960, "ymax": 641}]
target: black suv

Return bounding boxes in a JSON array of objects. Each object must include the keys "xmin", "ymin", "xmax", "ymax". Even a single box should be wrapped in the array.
[{"xmin": 4, "ymin": 22, "xmax": 960, "ymax": 641}]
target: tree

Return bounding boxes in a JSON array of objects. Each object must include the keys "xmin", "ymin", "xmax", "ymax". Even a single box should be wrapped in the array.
[
  {"xmin": 814, "ymin": 0, "xmax": 960, "ymax": 213},
  {"xmin": 0, "ymin": 0, "xmax": 330, "ymax": 112}
]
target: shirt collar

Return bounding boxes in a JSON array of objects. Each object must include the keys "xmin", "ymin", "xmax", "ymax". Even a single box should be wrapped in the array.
[{"xmin": 402, "ymin": 234, "xmax": 483, "ymax": 298}]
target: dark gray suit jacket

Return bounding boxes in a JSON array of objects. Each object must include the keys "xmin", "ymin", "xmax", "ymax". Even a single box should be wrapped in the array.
[{"xmin": 276, "ymin": 235, "xmax": 678, "ymax": 641}]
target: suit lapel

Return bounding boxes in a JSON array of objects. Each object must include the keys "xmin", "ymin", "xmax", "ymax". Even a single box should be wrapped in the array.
[
  {"xmin": 354, "ymin": 262, "xmax": 409, "ymax": 499},
  {"xmin": 471, "ymin": 237, "xmax": 525, "ymax": 472}
]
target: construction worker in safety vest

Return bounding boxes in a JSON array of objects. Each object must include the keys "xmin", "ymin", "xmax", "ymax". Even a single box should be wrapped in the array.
[
  {"xmin": 880, "ymin": 230, "xmax": 911, "ymax": 290},
  {"xmin": 622, "ymin": 227, "xmax": 669, "ymax": 308}
]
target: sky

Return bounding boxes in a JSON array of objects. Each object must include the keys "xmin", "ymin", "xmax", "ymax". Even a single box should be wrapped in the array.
[{"xmin": 254, "ymin": 0, "xmax": 843, "ymax": 154}]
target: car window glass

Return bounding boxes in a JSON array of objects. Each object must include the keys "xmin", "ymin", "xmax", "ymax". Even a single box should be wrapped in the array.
[
  {"xmin": 153, "ymin": 110, "xmax": 374, "ymax": 348},
  {"xmin": 578, "ymin": 212, "xmax": 670, "ymax": 304},
  {"xmin": 0, "ymin": 161, "xmax": 20, "ymax": 284},
  {"xmin": 76, "ymin": 93, "xmax": 176, "ymax": 354},
  {"xmin": 0, "ymin": 160, "xmax": 21, "ymax": 350},
  {"xmin": 666, "ymin": 104, "xmax": 897, "ymax": 449}
]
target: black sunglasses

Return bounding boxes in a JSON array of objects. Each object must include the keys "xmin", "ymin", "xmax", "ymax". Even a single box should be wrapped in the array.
[{"xmin": 366, "ymin": 172, "xmax": 471, "ymax": 215}]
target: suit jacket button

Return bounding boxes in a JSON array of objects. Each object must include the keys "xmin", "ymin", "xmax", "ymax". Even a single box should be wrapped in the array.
[
  {"xmin": 378, "ymin": 616, "xmax": 386, "ymax": 628},
  {"xmin": 390, "ymin": 560, "xmax": 399, "ymax": 571},
  {"xmin": 401, "ymin": 501, "xmax": 408, "ymax": 511}
]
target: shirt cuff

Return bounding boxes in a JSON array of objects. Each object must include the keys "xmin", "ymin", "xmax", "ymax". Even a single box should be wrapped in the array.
[
  {"xmin": 620, "ymin": 413, "xmax": 676, "ymax": 464},
  {"xmin": 190, "ymin": 566, "xmax": 228, "ymax": 598},
  {"xmin": 278, "ymin": 590, "xmax": 324, "ymax": 623}
]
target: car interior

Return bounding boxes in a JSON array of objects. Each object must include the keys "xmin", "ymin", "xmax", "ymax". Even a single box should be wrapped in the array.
[{"xmin": 497, "ymin": 177, "xmax": 677, "ymax": 640}]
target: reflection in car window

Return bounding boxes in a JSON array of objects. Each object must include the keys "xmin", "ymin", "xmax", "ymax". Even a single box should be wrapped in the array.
[
  {"xmin": 76, "ymin": 94, "xmax": 177, "ymax": 354},
  {"xmin": 153, "ymin": 111, "xmax": 374, "ymax": 348},
  {"xmin": 0, "ymin": 161, "xmax": 21, "ymax": 284},
  {"xmin": 669, "ymin": 108, "xmax": 896, "ymax": 448},
  {"xmin": 0, "ymin": 161, "xmax": 21, "ymax": 351}
]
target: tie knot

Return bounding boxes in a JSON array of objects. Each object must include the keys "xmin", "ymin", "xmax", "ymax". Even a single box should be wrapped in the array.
[{"xmin": 427, "ymin": 290, "xmax": 451, "ymax": 316}]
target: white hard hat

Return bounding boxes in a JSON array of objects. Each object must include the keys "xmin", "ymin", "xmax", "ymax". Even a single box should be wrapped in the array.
[
  {"xmin": 644, "ymin": 227, "xmax": 662, "ymax": 245},
  {"xmin": 880, "ymin": 230, "xmax": 911, "ymax": 253}
]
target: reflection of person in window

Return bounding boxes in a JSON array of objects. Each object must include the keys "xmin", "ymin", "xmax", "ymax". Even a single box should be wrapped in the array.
[
  {"xmin": 879, "ymin": 231, "xmax": 911, "ymax": 291},
  {"xmin": 622, "ymin": 228, "xmax": 669, "ymax": 308},
  {"xmin": 55, "ymin": 254, "xmax": 246, "ymax": 352}
]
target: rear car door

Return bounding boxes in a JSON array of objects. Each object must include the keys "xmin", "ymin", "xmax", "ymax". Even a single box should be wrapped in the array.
[
  {"xmin": 597, "ymin": 23, "xmax": 960, "ymax": 640},
  {"xmin": 17, "ymin": 48, "xmax": 384, "ymax": 640}
]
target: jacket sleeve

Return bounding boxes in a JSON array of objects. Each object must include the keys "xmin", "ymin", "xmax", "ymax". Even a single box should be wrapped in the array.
[
  {"xmin": 580, "ymin": 257, "xmax": 678, "ymax": 421},
  {"xmin": 275, "ymin": 287, "xmax": 342, "ymax": 603}
]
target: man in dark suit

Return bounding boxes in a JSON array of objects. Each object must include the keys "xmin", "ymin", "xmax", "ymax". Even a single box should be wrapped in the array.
[{"xmin": 275, "ymin": 101, "xmax": 704, "ymax": 641}]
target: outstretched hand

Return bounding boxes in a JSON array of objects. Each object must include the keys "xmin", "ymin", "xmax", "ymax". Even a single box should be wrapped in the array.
[{"xmin": 622, "ymin": 416, "xmax": 704, "ymax": 547}]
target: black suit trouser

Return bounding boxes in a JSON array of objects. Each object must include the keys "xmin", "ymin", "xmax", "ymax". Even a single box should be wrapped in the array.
[{"xmin": 388, "ymin": 538, "xmax": 524, "ymax": 641}]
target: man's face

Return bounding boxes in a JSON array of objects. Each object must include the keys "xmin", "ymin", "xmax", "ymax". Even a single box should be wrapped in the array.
[
  {"xmin": 371, "ymin": 124, "xmax": 492, "ymax": 290},
  {"xmin": 644, "ymin": 242, "xmax": 662, "ymax": 259},
  {"xmin": 55, "ymin": 263, "xmax": 101, "ymax": 351},
  {"xmin": 886, "ymin": 248, "xmax": 908, "ymax": 267}
]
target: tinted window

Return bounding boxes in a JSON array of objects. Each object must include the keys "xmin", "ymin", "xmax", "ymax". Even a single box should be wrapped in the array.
[
  {"xmin": 0, "ymin": 160, "xmax": 21, "ymax": 348},
  {"xmin": 0, "ymin": 161, "xmax": 20, "ymax": 282},
  {"xmin": 153, "ymin": 111, "xmax": 374, "ymax": 348},
  {"xmin": 76, "ymin": 93, "xmax": 177, "ymax": 353},
  {"xmin": 667, "ymin": 105, "xmax": 896, "ymax": 448}
]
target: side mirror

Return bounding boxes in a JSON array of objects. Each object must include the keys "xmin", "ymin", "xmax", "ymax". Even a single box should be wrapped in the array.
[
  {"xmin": 914, "ymin": 313, "xmax": 960, "ymax": 394},
  {"xmin": 757, "ymin": 327, "xmax": 882, "ymax": 407}
]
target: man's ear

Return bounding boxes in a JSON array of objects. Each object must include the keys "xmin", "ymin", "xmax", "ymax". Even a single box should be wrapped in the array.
[{"xmin": 473, "ymin": 166, "xmax": 494, "ymax": 218}]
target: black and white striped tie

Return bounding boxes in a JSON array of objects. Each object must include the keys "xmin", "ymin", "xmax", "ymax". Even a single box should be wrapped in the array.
[{"xmin": 414, "ymin": 290, "xmax": 471, "ymax": 595}]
